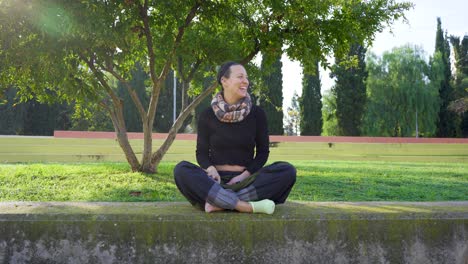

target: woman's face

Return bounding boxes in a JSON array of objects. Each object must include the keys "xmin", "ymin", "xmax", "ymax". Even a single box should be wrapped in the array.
[{"xmin": 221, "ymin": 65, "xmax": 249, "ymax": 101}]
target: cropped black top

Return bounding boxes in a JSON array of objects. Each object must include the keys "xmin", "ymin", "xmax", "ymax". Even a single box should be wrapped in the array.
[{"xmin": 196, "ymin": 105, "xmax": 270, "ymax": 174}]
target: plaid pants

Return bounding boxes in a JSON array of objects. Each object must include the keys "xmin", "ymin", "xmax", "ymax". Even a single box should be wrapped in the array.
[{"xmin": 173, "ymin": 161, "xmax": 296, "ymax": 210}]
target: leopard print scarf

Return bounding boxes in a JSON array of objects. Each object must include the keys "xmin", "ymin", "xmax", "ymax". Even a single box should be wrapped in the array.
[{"xmin": 211, "ymin": 92, "xmax": 252, "ymax": 123}]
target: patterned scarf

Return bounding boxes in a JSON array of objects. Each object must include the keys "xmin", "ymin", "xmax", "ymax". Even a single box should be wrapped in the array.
[{"xmin": 211, "ymin": 92, "xmax": 252, "ymax": 123}]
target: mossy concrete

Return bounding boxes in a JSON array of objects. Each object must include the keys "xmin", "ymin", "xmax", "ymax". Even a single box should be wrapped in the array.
[{"xmin": 0, "ymin": 201, "xmax": 467, "ymax": 264}]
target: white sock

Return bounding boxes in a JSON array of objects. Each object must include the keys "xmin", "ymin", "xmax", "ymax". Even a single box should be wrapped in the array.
[{"xmin": 249, "ymin": 199, "xmax": 275, "ymax": 215}]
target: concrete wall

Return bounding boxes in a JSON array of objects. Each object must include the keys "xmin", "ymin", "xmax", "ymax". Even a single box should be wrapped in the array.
[{"xmin": 1, "ymin": 201, "xmax": 467, "ymax": 264}]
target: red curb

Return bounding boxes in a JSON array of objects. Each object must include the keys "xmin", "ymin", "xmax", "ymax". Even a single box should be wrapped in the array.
[
  {"xmin": 269, "ymin": 135, "xmax": 468, "ymax": 144},
  {"xmin": 53, "ymin": 131, "xmax": 468, "ymax": 144},
  {"xmin": 53, "ymin": 131, "xmax": 196, "ymax": 140}
]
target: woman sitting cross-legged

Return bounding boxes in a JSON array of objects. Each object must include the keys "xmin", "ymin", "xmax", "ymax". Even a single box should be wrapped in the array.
[{"xmin": 173, "ymin": 61, "xmax": 296, "ymax": 214}]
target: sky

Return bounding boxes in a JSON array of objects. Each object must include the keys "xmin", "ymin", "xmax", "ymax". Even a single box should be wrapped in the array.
[{"xmin": 281, "ymin": 0, "xmax": 468, "ymax": 112}]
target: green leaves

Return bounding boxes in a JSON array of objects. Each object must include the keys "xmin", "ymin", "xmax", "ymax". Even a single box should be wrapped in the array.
[
  {"xmin": 364, "ymin": 45, "xmax": 440, "ymax": 137},
  {"xmin": 0, "ymin": 0, "xmax": 412, "ymax": 170},
  {"xmin": 301, "ymin": 59, "xmax": 323, "ymax": 135},
  {"xmin": 1, "ymin": 0, "xmax": 412, "ymax": 105},
  {"xmin": 260, "ymin": 53, "xmax": 284, "ymax": 135}
]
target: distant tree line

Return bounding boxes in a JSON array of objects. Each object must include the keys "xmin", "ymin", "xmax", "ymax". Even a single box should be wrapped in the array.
[
  {"xmin": 0, "ymin": 68, "xmax": 200, "ymax": 135},
  {"xmin": 5, "ymin": 8, "xmax": 464, "ymax": 139},
  {"xmin": 316, "ymin": 18, "xmax": 467, "ymax": 138}
]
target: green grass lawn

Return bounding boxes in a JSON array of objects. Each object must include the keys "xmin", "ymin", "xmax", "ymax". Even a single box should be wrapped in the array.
[
  {"xmin": 1, "ymin": 137, "xmax": 467, "ymax": 163},
  {"xmin": 0, "ymin": 136, "xmax": 466, "ymax": 202},
  {"xmin": 0, "ymin": 160, "xmax": 466, "ymax": 202}
]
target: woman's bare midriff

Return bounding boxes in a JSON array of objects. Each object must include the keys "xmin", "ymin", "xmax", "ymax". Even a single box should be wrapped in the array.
[{"xmin": 215, "ymin": 164, "xmax": 246, "ymax": 172}]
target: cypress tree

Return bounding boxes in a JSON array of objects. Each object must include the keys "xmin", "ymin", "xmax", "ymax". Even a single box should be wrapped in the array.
[
  {"xmin": 300, "ymin": 61, "xmax": 323, "ymax": 135},
  {"xmin": 449, "ymin": 35, "xmax": 468, "ymax": 137},
  {"xmin": 434, "ymin": 18, "xmax": 457, "ymax": 137},
  {"xmin": 330, "ymin": 43, "xmax": 367, "ymax": 136},
  {"xmin": 260, "ymin": 53, "xmax": 284, "ymax": 135}
]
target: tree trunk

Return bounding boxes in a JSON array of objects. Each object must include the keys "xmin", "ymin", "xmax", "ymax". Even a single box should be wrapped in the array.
[
  {"xmin": 149, "ymin": 82, "xmax": 217, "ymax": 172},
  {"xmin": 140, "ymin": 120, "xmax": 154, "ymax": 173},
  {"xmin": 116, "ymin": 129, "xmax": 141, "ymax": 172},
  {"xmin": 106, "ymin": 103, "xmax": 141, "ymax": 172},
  {"xmin": 147, "ymin": 53, "xmax": 259, "ymax": 173}
]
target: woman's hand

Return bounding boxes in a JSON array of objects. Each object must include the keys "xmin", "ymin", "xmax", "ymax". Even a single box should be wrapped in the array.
[
  {"xmin": 205, "ymin": 166, "xmax": 221, "ymax": 183},
  {"xmin": 226, "ymin": 170, "xmax": 251, "ymax": 185}
]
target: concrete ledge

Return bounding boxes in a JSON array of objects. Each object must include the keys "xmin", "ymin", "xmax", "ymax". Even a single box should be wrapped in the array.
[{"xmin": 1, "ymin": 201, "xmax": 467, "ymax": 263}]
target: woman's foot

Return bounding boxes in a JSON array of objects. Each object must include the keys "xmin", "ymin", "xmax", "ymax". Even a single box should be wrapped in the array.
[
  {"xmin": 205, "ymin": 202, "xmax": 224, "ymax": 213},
  {"xmin": 249, "ymin": 199, "xmax": 275, "ymax": 214},
  {"xmin": 205, "ymin": 200, "xmax": 274, "ymax": 214}
]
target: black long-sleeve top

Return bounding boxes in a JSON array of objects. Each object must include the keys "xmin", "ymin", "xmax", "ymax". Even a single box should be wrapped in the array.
[{"xmin": 196, "ymin": 105, "xmax": 270, "ymax": 174}]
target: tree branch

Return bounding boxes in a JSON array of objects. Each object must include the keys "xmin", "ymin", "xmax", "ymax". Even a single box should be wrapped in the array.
[
  {"xmin": 240, "ymin": 38, "xmax": 261, "ymax": 65},
  {"xmin": 150, "ymin": 44, "xmax": 259, "ymax": 166},
  {"xmin": 99, "ymin": 101, "xmax": 119, "ymax": 132},
  {"xmin": 99, "ymin": 100, "xmax": 141, "ymax": 171},
  {"xmin": 176, "ymin": 57, "xmax": 202, "ymax": 111},
  {"xmin": 144, "ymin": 0, "xmax": 203, "ymax": 126},
  {"xmin": 186, "ymin": 58, "xmax": 202, "ymax": 83},
  {"xmin": 80, "ymin": 54, "xmax": 128, "ymax": 133},
  {"xmin": 79, "ymin": 54, "xmax": 118, "ymax": 104},
  {"xmin": 103, "ymin": 65, "xmax": 147, "ymax": 122},
  {"xmin": 151, "ymin": 81, "xmax": 217, "ymax": 165},
  {"xmin": 82, "ymin": 54, "xmax": 141, "ymax": 170},
  {"xmin": 139, "ymin": 0, "xmax": 157, "ymax": 86}
]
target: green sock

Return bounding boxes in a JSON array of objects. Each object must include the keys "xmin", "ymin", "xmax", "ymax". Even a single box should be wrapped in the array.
[{"xmin": 249, "ymin": 199, "xmax": 275, "ymax": 215}]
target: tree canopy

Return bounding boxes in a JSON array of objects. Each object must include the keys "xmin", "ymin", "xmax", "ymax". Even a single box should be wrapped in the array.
[
  {"xmin": 363, "ymin": 45, "xmax": 442, "ymax": 137},
  {"xmin": 0, "ymin": 0, "xmax": 412, "ymax": 172}
]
